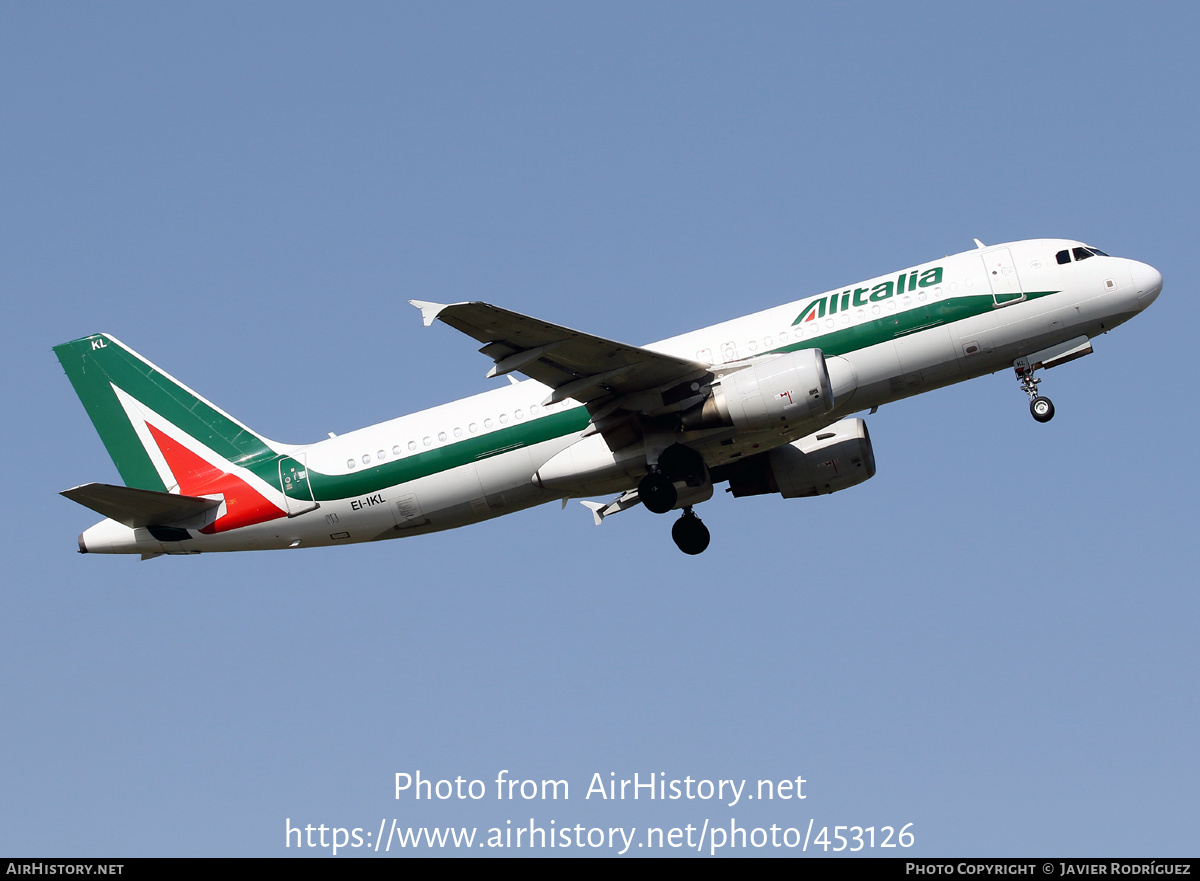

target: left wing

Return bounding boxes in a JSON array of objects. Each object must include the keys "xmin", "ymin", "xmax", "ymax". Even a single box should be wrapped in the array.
[{"xmin": 410, "ymin": 300, "xmax": 712, "ymax": 414}]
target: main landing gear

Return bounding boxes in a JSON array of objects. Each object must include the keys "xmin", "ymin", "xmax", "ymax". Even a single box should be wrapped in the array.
[
  {"xmin": 1014, "ymin": 357, "xmax": 1055, "ymax": 424},
  {"xmin": 671, "ymin": 508, "xmax": 710, "ymax": 555},
  {"xmin": 638, "ymin": 442, "xmax": 706, "ymax": 515},
  {"xmin": 638, "ymin": 442, "xmax": 713, "ymax": 554},
  {"xmin": 638, "ymin": 469, "xmax": 677, "ymax": 514}
]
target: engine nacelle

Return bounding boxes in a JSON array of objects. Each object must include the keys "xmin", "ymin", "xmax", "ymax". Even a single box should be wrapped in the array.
[
  {"xmin": 725, "ymin": 417, "xmax": 876, "ymax": 498},
  {"xmin": 683, "ymin": 349, "xmax": 834, "ymax": 431}
]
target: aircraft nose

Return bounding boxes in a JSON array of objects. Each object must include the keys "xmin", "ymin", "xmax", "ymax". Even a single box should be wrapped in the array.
[{"xmin": 1129, "ymin": 260, "xmax": 1162, "ymax": 309}]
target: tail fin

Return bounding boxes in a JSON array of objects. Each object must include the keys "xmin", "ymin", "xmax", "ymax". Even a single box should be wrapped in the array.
[{"xmin": 54, "ymin": 334, "xmax": 281, "ymax": 491}]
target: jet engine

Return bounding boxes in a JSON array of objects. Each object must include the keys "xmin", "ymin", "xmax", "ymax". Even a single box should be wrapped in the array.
[
  {"xmin": 723, "ymin": 417, "xmax": 876, "ymax": 498},
  {"xmin": 682, "ymin": 349, "xmax": 834, "ymax": 431}
]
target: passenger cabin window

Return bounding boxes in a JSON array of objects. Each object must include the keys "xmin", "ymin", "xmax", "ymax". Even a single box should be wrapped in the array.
[{"xmin": 1056, "ymin": 250, "xmax": 1071, "ymax": 265}]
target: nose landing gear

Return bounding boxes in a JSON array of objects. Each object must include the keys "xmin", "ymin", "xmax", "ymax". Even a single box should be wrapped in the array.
[
  {"xmin": 1014, "ymin": 357, "xmax": 1054, "ymax": 423},
  {"xmin": 671, "ymin": 507, "xmax": 710, "ymax": 555}
]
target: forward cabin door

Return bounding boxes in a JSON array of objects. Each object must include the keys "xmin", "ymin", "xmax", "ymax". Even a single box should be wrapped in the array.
[{"xmin": 981, "ymin": 247, "xmax": 1025, "ymax": 306}]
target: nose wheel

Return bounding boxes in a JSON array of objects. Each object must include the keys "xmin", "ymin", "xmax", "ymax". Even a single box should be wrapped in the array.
[
  {"xmin": 671, "ymin": 507, "xmax": 710, "ymax": 555},
  {"xmin": 1014, "ymin": 357, "xmax": 1055, "ymax": 423},
  {"xmin": 1030, "ymin": 396, "xmax": 1055, "ymax": 423}
]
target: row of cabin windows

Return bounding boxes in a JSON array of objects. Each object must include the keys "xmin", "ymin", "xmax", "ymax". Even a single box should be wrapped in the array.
[
  {"xmin": 1056, "ymin": 246, "xmax": 1110, "ymax": 265},
  {"xmin": 345, "ymin": 404, "xmax": 547, "ymax": 470},
  {"xmin": 704, "ymin": 285, "xmax": 954, "ymax": 360},
  {"xmin": 345, "ymin": 277, "xmax": 970, "ymax": 468}
]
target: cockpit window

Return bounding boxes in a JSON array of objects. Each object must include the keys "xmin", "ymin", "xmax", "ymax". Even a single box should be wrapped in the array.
[{"xmin": 1058, "ymin": 246, "xmax": 1111, "ymax": 264}]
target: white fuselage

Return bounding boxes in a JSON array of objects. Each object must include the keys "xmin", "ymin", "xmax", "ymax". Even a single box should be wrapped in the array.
[{"xmin": 79, "ymin": 238, "xmax": 1161, "ymax": 555}]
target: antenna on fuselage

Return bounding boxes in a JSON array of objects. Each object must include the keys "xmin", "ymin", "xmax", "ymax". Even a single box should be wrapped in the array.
[{"xmin": 973, "ymin": 238, "xmax": 986, "ymax": 249}]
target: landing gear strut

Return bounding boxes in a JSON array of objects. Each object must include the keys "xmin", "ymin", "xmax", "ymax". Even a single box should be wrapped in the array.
[
  {"xmin": 1014, "ymin": 357, "xmax": 1054, "ymax": 423},
  {"xmin": 671, "ymin": 507, "xmax": 710, "ymax": 555}
]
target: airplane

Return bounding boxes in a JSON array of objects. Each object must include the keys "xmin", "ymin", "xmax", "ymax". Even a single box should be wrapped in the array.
[{"xmin": 55, "ymin": 238, "xmax": 1162, "ymax": 558}]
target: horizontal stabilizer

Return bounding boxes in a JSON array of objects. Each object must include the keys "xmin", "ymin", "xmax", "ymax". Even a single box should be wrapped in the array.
[{"xmin": 61, "ymin": 483, "xmax": 220, "ymax": 529}]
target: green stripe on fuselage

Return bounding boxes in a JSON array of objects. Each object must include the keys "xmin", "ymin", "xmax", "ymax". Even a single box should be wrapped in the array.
[
  {"xmin": 293, "ymin": 405, "xmax": 593, "ymax": 501},
  {"xmin": 267, "ymin": 291, "xmax": 1061, "ymax": 502},
  {"xmin": 61, "ymin": 291, "xmax": 1060, "ymax": 504},
  {"xmin": 283, "ymin": 292, "xmax": 1060, "ymax": 502},
  {"xmin": 775, "ymin": 291, "xmax": 1058, "ymax": 358}
]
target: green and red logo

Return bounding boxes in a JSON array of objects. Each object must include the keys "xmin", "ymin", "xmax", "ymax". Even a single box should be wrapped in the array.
[{"xmin": 794, "ymin": 266, "xmax": 944, "ymax": 324}]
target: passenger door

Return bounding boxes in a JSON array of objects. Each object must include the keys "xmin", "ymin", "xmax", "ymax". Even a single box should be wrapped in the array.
[
  {"xmin": 278, "ymin": 454, "xmax": 319, "ymax": 516},
  {"xmin": 981, "ymin": 247, "xmax": 1024, "ymax": 306}
]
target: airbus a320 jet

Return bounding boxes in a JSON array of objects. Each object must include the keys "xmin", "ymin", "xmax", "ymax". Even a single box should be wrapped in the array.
[{"xmin": 56, "ymin": 238, "xmax": 1161, "ymax": 558}]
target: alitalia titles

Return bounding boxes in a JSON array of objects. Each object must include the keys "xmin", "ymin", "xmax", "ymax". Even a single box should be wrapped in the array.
[{"xmin": 793, "ymin": 266, "xmax": 944, "ymax": 324}]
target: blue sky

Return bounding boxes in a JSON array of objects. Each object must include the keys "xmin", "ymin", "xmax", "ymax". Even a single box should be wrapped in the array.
[{"xmin": 3, "ymin": 2, "xmax": 1197, "ymax": 856}]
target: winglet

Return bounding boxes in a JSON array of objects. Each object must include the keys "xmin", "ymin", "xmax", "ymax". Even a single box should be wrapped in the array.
[
  {"xmin": 580, "ymin": 500, "xmax": 607, "ymax": 526},
  {"xmin": 580, "ymin": 490, "xmax": 643, "ymax": 525},
  {"xmin": 409, "ymin": 300, "xmax": 449, "ymax": 328}
]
